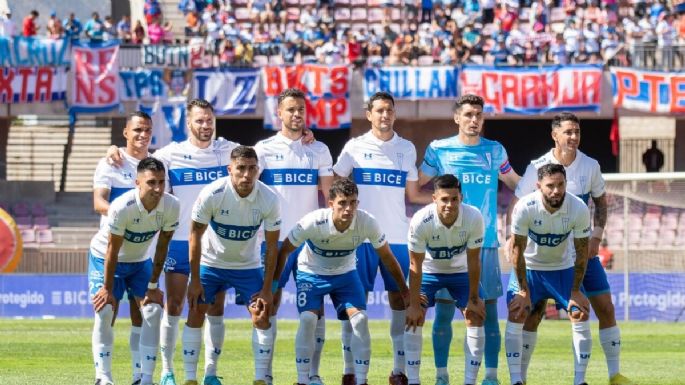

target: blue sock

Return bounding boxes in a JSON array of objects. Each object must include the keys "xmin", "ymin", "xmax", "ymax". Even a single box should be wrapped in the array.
[
  {"xmin": 484, "ymin": 301, "xmax": 501, "ymax": 371},
  {"xmin": 432, "ymin": 301, "xmax": 455, "ymax": 368}
]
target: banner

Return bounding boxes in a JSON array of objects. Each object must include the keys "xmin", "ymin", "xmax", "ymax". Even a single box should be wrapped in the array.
[
  {"xmin": 192, "ymin": 68, "xmax": 259, "ymax": 115},
  {"xmin": 610, "ymin": 67, "xmax": 685, "ymax": 113},
  {"xmin": 262, "ymin": 64, "xmax": 351, "ymax": 130},
  {"xmin": 0, "ymin": 67, "xmax": 67, "ymax": 103},
  {"xmin": 363, "ymin": 66, "xmax": 458, "ymax": 100},
  {"xmin": 0, "ymin": 36, "xmax": 69, "ymax": 67},
  {"xmin": 69, "ymin": 41, "xmax": 120, "ymax": 113},
  {"xmin": 138, "ymin": 98, "xmax": 187, "ymax": 150},
  {"xmin": 141, "ymin": 40, "xmax": 212, "ymax": 69},
  {"xmin": 460, "ymin": 65, "xmax": 602, "ymax": 114}
]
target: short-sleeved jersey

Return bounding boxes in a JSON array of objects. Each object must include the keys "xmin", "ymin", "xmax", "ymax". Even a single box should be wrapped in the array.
[
  {"xmin": 153, "ymin": 138, "xmax": 239, "ymax": 241},
  {"xmin": 255, "ymin": 133, "xmax": 333, "ymax": 240},
  {"xmin": 288, "ymin": 208, "xmax": 387, "ymax": 276},
  {"xmin": 511, "ymin": 190, "xmax": 591, "ymax": 271},
  {"xmin": 408, "ymin": 203, "xmax": 484, "ymax": 274},
  {"xmin": 514, "ymin": 149, "xmax": 605, "ymax": 205},
  {"xmin": 93, "ymin": 150, "xmax": 144, "ymax": 229},
  {"xmin": 191, "ymin": 178, "xmax": 281, "ymax": 270},
  {"xmin": 420, "ymin": 136, "xmax": 512, "ymax": 248},
  {"xmin": 332, "ymin": 131, "xmax": 418, "ymax": 244},
  {"xmin": 90, "ymin": 189, "xmax": 180, "ymax": 263}
]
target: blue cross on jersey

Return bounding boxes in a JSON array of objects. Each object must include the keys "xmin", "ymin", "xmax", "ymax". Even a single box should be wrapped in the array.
[{"xmin": 421, "ymin": 136, "xmax": 512, "ymax": 248}]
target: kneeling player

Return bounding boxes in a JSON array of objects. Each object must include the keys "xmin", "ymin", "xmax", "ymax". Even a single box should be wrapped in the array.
[
  {"xmin": 505, "ymin": 164, "xmax": 592, "ymax": 385},
  {"xmin": 276, "ymin": 178, "xmax": 409, "ymax": 385},
  {"xmin": 90, "ymin": 157, "xmax": 180, "ymax": 385},
  {"xmin": 405, "ymin": 175, "xmax": 486, "ymax": 385}
]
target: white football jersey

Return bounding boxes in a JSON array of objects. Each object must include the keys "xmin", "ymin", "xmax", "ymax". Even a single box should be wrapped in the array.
[
  {"xmin": 255, "ymin": 133, "xmax": 333, "ymax": 240},
  {"xmin": 511, "ymin": 190, "xmax": 591, "ymax": 271},
  {"xmin": 90, "ymin": 189, "xmax": 180, "ymax": 263},
  {"xmin": 191, "ymin": 178, "xmax": 281, "ymax": 269},
  {"xmin": 93, "ymin": 150, "xmax": 145, "ymax": 229},
  {"xmin": 333, "ymin": 131, "xmax": 418, "ymax": 244},
  {"xmin": 289, "ymin": 208, "xmax": 387, "ymax": 276},
  {"xmin": 153, "ymin": 138, "xmax": 239, "ymax": 241},
  {"xmin": 408, "ymin": 203, "xmax": 484, "ymax": 274}
]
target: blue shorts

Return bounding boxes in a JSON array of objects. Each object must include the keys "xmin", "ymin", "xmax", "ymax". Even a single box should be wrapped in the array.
[
  {"xmin": 583, "ymin": 256, "xmax": 611, "ymax": 297},
  {"xmin": 356, "ymin": 243, "xmax": 409, "ymax": 292},
  {"xmin": 506, "ymin": 267, "xmax": 575, "ymax": 310},
  {"xmin": 163, "ymin": 240, "xmax": 190, "ymax": 275},
  {"xmin": 422, "ymin": 273, "xmax": 472, "ymax": 308},
  {"xmin": 199, "ymin": 265, "xmax": 264, "ymax": 305},
  {"xmin": 296, "ymin": 270, "xmax": 366, "ymax": 320},
  {"xmin": 261, "ymin": 241, "xmax": 304, "ymax": 289},
  {"xmin": 480, "ymin": 247, "xmax": 502, "ymax": 300},
  {"xmin": 88, "ymin": 251, "xmax": 152, "ymax": 301}
]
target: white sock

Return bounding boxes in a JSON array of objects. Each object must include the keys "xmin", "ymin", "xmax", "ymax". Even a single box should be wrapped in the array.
[
  {"xmin": 160, "ymin": 313, "xmax": 180, "ymax": 374},
  {"xmin": 140, "ymin": 304, "xmax": 163, "ymax": 378},
  {"xmin": 182, "ymin": 325, "xmax": 202, "ymax": 381},
  {"xmin": 504, "ymin": 321, "xmax": 524, "ymax": 384},
  {"xmin": 464, "ymin": 326, "xmax": 485, "ymax": 384},
  {"xmin": 204, "ymin": 315, "xmax": 225, "ymax": 377},
  {"xmin": 295, "ymin": 312, "xmax": 317, "ymax": 384},
  {"xmin": 572, "ymin": 321, "xmax": 592, "ymax": 385},
  {"xmin": 253, "ymin": 326, "xmax": 274, "ymax": 381},
  {"xmin": 310, "ymin": 315, "xmax": 325, "ymax": 378},
  {"xmin": 93, "ymin": 304, "xmax": 114, "ymax": 383},
  {"xmin": 341, "ymin": 320, "xmax": 355, "ymax": 375},
  {"xmin": 129, "ymin": 326, "xmax": 142, "ymax": 380},
  {"xmin": 268, "ymin": 316, "xmax": 277, "ymax": 380},
  {"xmin": 404, "ymin": 327, "xmax": 423, "ymax": 384},
  {"xmin": 599, "ymin": 326, "xmax": 621, "ymax": 378},
  {"xmin": 390, "ymin": 309, "xmax": 406, "ymax": 375},
  {"xmin": 349, "ymin": 311, "xmax": 371, "ymax": 385},
  {"xmin": 520, "ymin": 331, "xmax": 538, "ymax": 381}
]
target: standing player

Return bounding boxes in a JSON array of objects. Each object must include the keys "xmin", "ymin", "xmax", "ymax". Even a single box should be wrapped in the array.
[
  {"xmin": 508, "ymin": 112, "xmax": 634, "ymax": 385},
  {"xmin": 418, "ymin": 94, "xmax": 520, "ymax": 385},
  {"xmin": 254, "ymin": 88, "xmax": 334, "ymax": 385},
  {"xmin": 90, "ymin": 158, "xmax": 180, "ymax": 385},
  {"xmin": 505, "ymin": 164, "xmax": 592, "ymax": 385},
  {"xmin": 276, "ymin": 178, "xmax": 409, "ymax": 385},
  {"xmin": 186, "ymin": 146, "xmax": 280, "ymax": 385},
  {"xmin": 405, "ymin": 175, "xmax": 486, "ymax": 385},
  {"xmin": 333, "ymin": 92, "xmax": 431, "ymax": 385},
  {"xmin": 93, "ymin": 111, "xmax": 152, "ymax": 385}
]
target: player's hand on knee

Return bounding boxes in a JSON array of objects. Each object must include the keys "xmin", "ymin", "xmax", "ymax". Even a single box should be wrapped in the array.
[
  {"xmin": 92, "ymin": 287, "xmax": 115, "ymax": 312},
  {"xmin": 419, "ymin": 293, "xmax": 429, "ymax": 307},
  {"xmin": 143, "ymin": 288, "xmax": 164, "ymax": 307},
  {"xmin": 568, "ymin": 290, "xmax": 590, "ymax": 320},
  {"xmin": 250, "ymin": 298, "xmax": 270, "ymax": 329},
  {"xmin": 509, "ymin": 292, "xmax": 532, "ymax": 322},
  {"xmin": 405, "ymin": 304, "xmax": 425, "ymax": 332},
  {"xmin": 465, "ymin": 297, "xmax": 486, "ymax": 322},
  {"xmin": 187, "ymin": 280, "xmax": 205, "ymax": 310}
]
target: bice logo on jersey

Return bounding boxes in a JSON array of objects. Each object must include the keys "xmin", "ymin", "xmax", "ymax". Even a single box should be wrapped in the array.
[
  {"xmin": 179, "ymin": 167, "xmax": 227, "ymax": 184},
  {"xmin": 273, "ymin": 171, "xmax": 315, "ymax": 184},
  {"xmin": 460, "ymin": 172, "xmax": 492, "ymax": 185},
  {"xmin": 528, "ymin": 230, "xmax": 570, "ymax": 247}
]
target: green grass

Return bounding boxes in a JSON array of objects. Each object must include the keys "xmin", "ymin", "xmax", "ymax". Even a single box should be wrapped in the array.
[{"xmin": 0, "ymin": 319, "xmax": 683, "ymax": 385}]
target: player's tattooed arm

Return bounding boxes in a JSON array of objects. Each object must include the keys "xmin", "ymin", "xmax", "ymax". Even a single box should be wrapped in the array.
[
  {"xmin": 592, "ymin": 193, "xmax": 608, "ymax": 229},
  {"xmin": 512, "ymin": 234, "xmax": 529, "ymax": 293},
  {"xmin": 150, "ymin": 230, "xmax": 174, "ymax": 284},
  {"xmin": 572, "ymin": 236, "xmax": 590, "ymax": 291}
]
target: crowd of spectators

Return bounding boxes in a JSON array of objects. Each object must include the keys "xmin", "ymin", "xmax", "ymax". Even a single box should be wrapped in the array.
[{"xmin": 1, "ymin": 0, "xmax": 684, "ymax": 69}]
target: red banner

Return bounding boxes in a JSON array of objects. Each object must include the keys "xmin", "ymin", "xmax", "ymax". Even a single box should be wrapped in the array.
[{"xmin": 69, "ymin": 41, "xmax": 120, "ymax": 113}]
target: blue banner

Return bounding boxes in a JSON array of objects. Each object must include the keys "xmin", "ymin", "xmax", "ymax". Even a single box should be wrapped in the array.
[
  {"xmin": 192, "ymin": 68, "xmax": 258, "ymax": 115},
  {"xmin": 2, "ymin": 273, "xmax": 684, "ymax": 321},
  {"xmin": 0, "ymin": 36, "xmax": 70, "ymax": 67},
  {"xmin": 363, "ymin": 66, "xmax": 458, "ymax": 100}
]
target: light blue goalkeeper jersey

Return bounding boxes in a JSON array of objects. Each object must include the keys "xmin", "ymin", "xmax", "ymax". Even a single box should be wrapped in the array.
[{"xmin": 420, "ymin": 136, "xmax": 512, "ymax": 248}]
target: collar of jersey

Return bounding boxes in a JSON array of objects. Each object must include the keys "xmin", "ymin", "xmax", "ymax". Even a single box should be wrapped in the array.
[
  {"xmin": 362, "ymin": 130, "xmax": 398, "ymax": 146},
  {"xmin": 431, "ymin": 203, "xmax": 464, "ymax": 230},
  {"xmin": 226, "ymin": 178, "xmax": 259, "ymax": 202},
  {"xmin": 535, "ymin": 190, "xmax": 569, "ymax": 216},
  {"xmin": 134, "ymin": 188, "xmax": 165, "ymax": 215},
  {"xmin": 327, "ymin": 208, "xmax": 357, "ymax": 234},
  {"xmin": 276, "ymin": 131, "xmax": 302, "ymax": 146},
  {"xmin": 454, "ymin": 135, "xmax": 481, "ymax": 147},
  {"xmin": 120, "ymin": 148, "xmax": 149, "ymax": 165},
  {"xmin": 547, "ymin": 148, "xmax": 584, "ymax": 169}
]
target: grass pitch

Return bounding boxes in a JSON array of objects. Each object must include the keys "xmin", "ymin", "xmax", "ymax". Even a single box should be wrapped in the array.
[{"xmin": 0, "ymin": 319, "xmax": 683, "ymax": 385}]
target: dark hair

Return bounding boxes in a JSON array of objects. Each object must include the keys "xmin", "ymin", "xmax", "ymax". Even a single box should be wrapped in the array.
[
  {"xmin": 329, "ymin": 178, "xmax": 358, "ymax": 200},
  {"xmin": 537, "ymin": 163, "xmax": 566, "ymax": 181},
  {"xmin": 186, "ymin": 98, "xmax": 214, "ymax": 114},
  {"xmin": 366, "ymin": 91, "xmax": 395, "ymax": 111},
  {"xmin": 137, "ymin": 157, "xmax": 165, "ymax": 173},
  {"xmin": 433, "ymin": 174, "xmax": 462, "ymax": 192},
  {"xmin": 230, "ymin": 145, "xmax": 258, "ymax": 161},
  {"xmin": 128, "ymin": 111, "xmax": 152, "ymax": 123},
  {"xmin": 30, "ymin": 10, "xmax": 39, "ymax": 17},
  {"xmin": 277, "ymin": 88, "xmax": 306, "ymax": 106},
  {"xmin": 551, "ymin": 112, "xmax": 580, "ymax": 130},
  {"xmin": 453, "ymin": 94, "xmax": 484, "ymax": 112}
]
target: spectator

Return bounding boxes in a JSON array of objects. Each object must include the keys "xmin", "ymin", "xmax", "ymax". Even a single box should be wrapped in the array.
[
  {"xmin": 317, "ymin": 34, "xmax": 344, "ymax": 64},
  {"xmin": 103, "ymin": 16, "xmax": 116, "ymax": 41},
  {"xmin": 220, "ymin": 38, "xmax": 236, "ymax": 66},
  {"xmin": 117, "ymin": 15, "xmax": 132, "ymax": 42},
  {"xmin": 601, "ymin": 31, "xmax": 624, "ymax": 65},
  {"xmin": 221, "ymin": 17, "xmax": 239, "ymax": 41},
  {"xmin": 564, "ymin": 19, "xmax": 581, "ymax": 59},
  {"xmin": 488, "ymin": 35, "xmax": 510, "ymax": 64},
  {"xmin": 598, "ymin": 239, "xmax": 614, "ymax": 270},
  {"xmin": 421, "ymin": 0, "xmax": 433, "ymax": 23},
  {"xmin": 47, "ymin": 11, "xmax": 64, "ymax": 39},
  {"xmin": 482, "ymin": 0, "xmax": 496, "ymax": 24},
  {"xmin": 22, "ymin": 10, "xmax": 39, "ymax": 37},
  {"xmin": 84, "ymin": 12, "xmax": 105, "ymax": 42},
  {"xmin": 133, "ymin": 20, "xmax": 146, "ymax": 44},
  {"xmin": 549, "ymin": 32, "xmax": 569, "ymax": 64},
  {"xmin": 163, "ymin": 21, "xmax": 174, "ymax": 44},
  {"xmin": 497, "ymin": 0, "xmax": 519, "ymax": 33},
  {"xmin": 583, "ymin": 21, "xmax": 601, "ymax": 62},
  {"xmin": 185, "ymin": 11, "xmax": 201, "ymax": 37},
  {"xmin": 204, "ymin": 14, "xmax": 221, "ymax": 53},
  {"xmin": 346, "ymin": 33, "xmax": 363, "ymax": 65},
  {"xmin": 250, "ymin": 0, "xmax": 271, "ymax": 24},
  {"xmin": 144, "ymin": 0, "xmax": 162, "ymax": 25},
  {"xmin": 147, "ymin": 19, "xmax": 164, "ymax": 44},
  {"xmin": 234, "ymin": 38, "xmax": 254, "ymax": 65},
  {"xmin": 0, "ymin": 10, "xmax": 17, "ymax": 37},
  {"xmin": 63, "ymin": 13, "xmax": 82, "ymax": 41},
  {"xmin": 656, "ymin": 12, "xmax": 677, "ymax": 69}
]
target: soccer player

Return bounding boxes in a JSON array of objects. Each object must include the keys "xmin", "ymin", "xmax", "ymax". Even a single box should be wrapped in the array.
[
  {"xmin": 508, "ymin": 112, "xmax": 634, "ymax": 385},
  {"xmin": 418, "ymin": 94, "xmax": 520, "ymax": 385},
  {"xmin": 276, "ymin": 178, "xmax": 409, "ymax": 385},
  {"xmin": 89, "ymin": 157, "xmax": 180, "ymax": 385},
  {"xmin": 405, "ymin": 175, "xmax": 486, "ymax": 385},
  {"xmin": 333, "ymin": 91, "xmax": 431, "ymax": 385},
  {"xmin": 506, "ymin": 163, "xmax": 592, "ymax": 385},
  {"xmin": 93, "ymin": 111, "xmax": 152, "ymax": 385},
  {"xmin": 254, "ymin": 88, "xmax": 334, "ymax": 385},
  {"xmin": 186, "ymin": 146, "xmax": 280, "ymax": 385}
]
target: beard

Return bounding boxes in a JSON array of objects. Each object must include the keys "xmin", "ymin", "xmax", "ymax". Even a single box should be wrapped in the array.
[{"xmin": 543, "ymin": 192, "xmax": 565, "ymax": 209}]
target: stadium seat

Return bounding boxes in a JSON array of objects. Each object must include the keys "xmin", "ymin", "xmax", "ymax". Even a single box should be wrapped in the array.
[
  {"xmin": 335, "ymin": 8, "xmax": 351, "ymax": 21},
  {"xmin": 36, "ymin": 229, "xmax": 54, "ymax": 244},
  {"xmin": 661, "ymin": 213, "xmax": 678, "ymax": 230},
  {"xmin": 659, "ymin": 229, "xmax": 676, "ymax": 247},
  {"xmin": 300, "ymin": 0, "xmax": 316, "ymax": 5},
  {"xmin": 470, "ymin": 55, "xmax": 484, "ymax": 64},
  {"xmin": 368, "ymin": 8, "xmax": 384, "ymax": 22},
  {"xmin": 334, "ymin": 0, "xmax": 350, "ymax": 5},
  {"xmin": 286, "ymin": 8, "xmax": 300, "ymax": 21},
  {"xmin": 639, "ymin": 230, "xmax": 658, "ymax": 248},
  {"xmin": 642, "ymin": 213, "xmax": 661, "ymax": 230},
  {"xmin": 15, "ymin": 216, "xmax": 32, "ymax": 230},
  {"xmin": 253, "ymin": 55, "xmax": 269, "ymax": 66},
  {"xmin": 627, "ymin": 214, "xmax": 643, "ymax": 231},
  {"xmin": 235, "ymin": 7, "xmax": 250, "ymax": 21},
  {"xmin": 606, "ymin": 229, "xmax": 623, "ymax": 246},
  {"xmin": 607, "ymin": 215, "xmax": 624, "ymax": 230},
  {"xmin": 351, "ymin": 8, "xmax": 367, "ymax": 21},
  {"xmin": 31, "ymin": 202, "xmax": 47, "ymax": 216},
  {"xmin": 20, "ymin": 228, "xmax": 38, "ymax": 247},
  {"xmin": 33, "ymin": 216, "xmax": 50, "ymax": 230},
  {"xmin": 628, "ymin": 230, "xmax": 641, "ymax": 246},
  {"xmin": 11, "ymin": 202, "xmax": 30, "ymax": 216}
]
